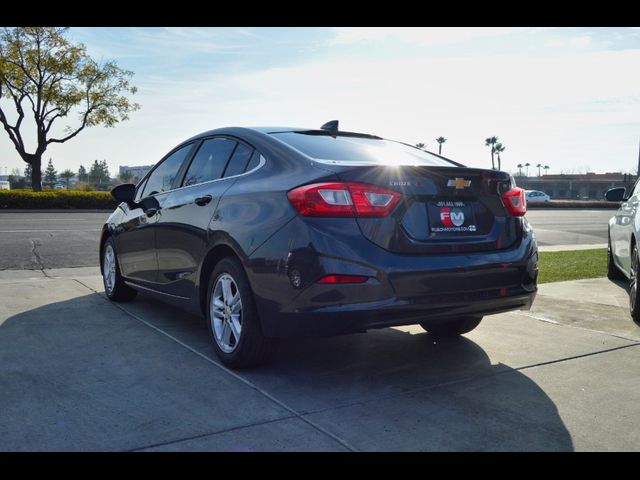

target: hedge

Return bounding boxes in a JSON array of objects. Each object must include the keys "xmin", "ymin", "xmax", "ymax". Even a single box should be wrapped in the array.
[{"xmin": 0, "ymin": 190, "xmax": 118, "ymax": 209}]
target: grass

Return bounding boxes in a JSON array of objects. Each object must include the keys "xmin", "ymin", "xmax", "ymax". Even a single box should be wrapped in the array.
[{"xmin": 537, "ymin": 248, "xmax": 607, "ymax": 284}]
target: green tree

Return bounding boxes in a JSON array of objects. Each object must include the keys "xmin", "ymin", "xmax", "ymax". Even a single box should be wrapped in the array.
[
  {"xmin": 77, "ymin": 164, "xmax": 88, "ymax": 182},
  {"xmin": 415, "ymin": 142, "xmax": 425, "ymax": 150},
  {"xmin": 536, "ymin": 163, "xmax": 543, "ymax": 177},
  {"xmin": 0, "ymin": 27, "xmax": 139, "ymax": 191},
  {"xmin": 43, "ymin": 158, "xmax": 57, "ymax": 186},
  {"xmin": 100, "ymin": 159, "xmax": 110, "ymax": 183},
  {"xmin": 516, "ymin": 163, "xmax": 524, "ymax": 177},
  {"xmin": 435, "ymin": 136, "xmax": 447, "ymax": 155},
  {"xmin": 524, "ymin": 162, "xmax": 531, "ymax": 177},
  {"xmin": 59, "ymin": 169, "xmax": 75, "ymax": 188},
  {"xmin": 543, "ymin": 165, "xmax": 550, "ymax": 176},
  {"xmin": 494, "ymin": 143, "xmax": 505, "ymax": 171},
  {"xmin": 88, "ymin": 159, "xmax": 110, "ymax": 184},
  {"xmin": 485, "ymin": 136, "xmax": 498, "ymax": 169},
  {"xmin": 88, "ymin": 160, "xmax": 101, "ymax": 184}
]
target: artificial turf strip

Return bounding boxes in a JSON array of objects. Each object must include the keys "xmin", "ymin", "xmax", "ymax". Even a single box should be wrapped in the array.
[{"xmin": 537, "ymin": 248, "xmax": 607, "ymax": 284}]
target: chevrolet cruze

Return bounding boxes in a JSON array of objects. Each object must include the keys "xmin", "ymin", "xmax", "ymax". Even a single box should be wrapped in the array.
[{"xmin": 101, "ymin": 122, "xmax": 539, "ymax": 368}]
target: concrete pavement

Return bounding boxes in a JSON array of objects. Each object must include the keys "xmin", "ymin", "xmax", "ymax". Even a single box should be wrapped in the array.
[{"xmin": 1, "ymin": 267, "xmax": 639, "ymax": 451}]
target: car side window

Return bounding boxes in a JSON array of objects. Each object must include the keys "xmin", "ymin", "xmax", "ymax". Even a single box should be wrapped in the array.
[
  {"xmin": 245, "ymin": 151, "xmax": 262, "ymax": 172},
  {"xmin": 140, "ymin": 144, "xmax": 193, "ymax": 198},
  {"xmin": 223, "ymin": 143, "xmax": 254, "ymax": 178},
  {"xmin": 183, "ymin": 138, "xmax": 237, "ymax": 187}
]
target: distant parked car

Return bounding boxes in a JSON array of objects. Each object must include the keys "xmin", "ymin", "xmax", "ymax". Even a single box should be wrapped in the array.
[
  {"xmin": 54, "ymin": 184, "xmax": 66, "ymax": 190},
  {"xmin": 0, "ymin": 181, "xmax": 10, "ymax": 190},
  {"xmin": 606, "ymin": 184, "xmax": 640, "ymax": 322},
  {"xmin": 525, "ymin": 190, "xmax": 550, "ymax": 203}
]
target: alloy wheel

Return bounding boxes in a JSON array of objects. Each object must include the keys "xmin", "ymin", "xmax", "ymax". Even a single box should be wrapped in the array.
[
  {"xmin": 210, "ymin": 273, "xmax": 243, "ymax": 353},
  {"xmin": 103, "ymin": 244, "xmax": 116, "ymax": 295}
]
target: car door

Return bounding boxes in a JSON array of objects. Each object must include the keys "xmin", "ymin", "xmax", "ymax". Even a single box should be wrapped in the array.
[
  {"xmin": 612, "ymin": 181, "xmax": 640, "ymax": 274},
  {"xmin": 115, "ymin": 143, "xmax": 195, "ymax": 285},
  {"xmin": 154, "ymin": 137, "xmax": 255, "ymax": 298}
]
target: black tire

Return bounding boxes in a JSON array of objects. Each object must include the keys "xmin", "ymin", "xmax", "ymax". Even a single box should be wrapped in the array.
[
  {"xmin": 607, "ymin": 233, "xmax": 625, "ymax": 280},
  {"xmin": 206, "ymin": 256, "xmax": 277, "ymax": 369},
  {"xmin": 102, "ymin": 237, "xmax": 137, "ymax": 302},
  {"xmin": 629, "ymin": 244, "xmax": 640, "ymax": 324},
  {"xmin": 420, "ymin": 316, "xmax": 483, "ymax": 337}
]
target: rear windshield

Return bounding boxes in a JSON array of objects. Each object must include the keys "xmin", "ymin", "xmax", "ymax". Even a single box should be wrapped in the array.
[{"xmin": 271, "ymin": 132, "xmax": 458, "ymax": 167}]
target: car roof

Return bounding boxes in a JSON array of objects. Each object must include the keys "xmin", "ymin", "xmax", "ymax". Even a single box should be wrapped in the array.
[{"xmin": 182, "ymin": 126, "xmax": 382, "ymax": 142}]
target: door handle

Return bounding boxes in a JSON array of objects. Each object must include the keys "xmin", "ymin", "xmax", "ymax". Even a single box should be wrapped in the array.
[
  {"xmin": 145, "ymin": 208, "xmax": 158, "ymax": 217},
  {"xmin": 195, "ymin": 195, "xmax": 213, "ymax": 206}
]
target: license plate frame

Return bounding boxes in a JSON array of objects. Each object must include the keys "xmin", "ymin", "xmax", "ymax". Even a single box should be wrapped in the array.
[{"xmin": 428, "ymin": 201, "xmax": 478, "ymax": 236}]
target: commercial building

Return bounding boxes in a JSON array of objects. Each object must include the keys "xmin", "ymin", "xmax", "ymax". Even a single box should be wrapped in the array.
[
  {"xmin": 515, "ymin": 172, "xmax": 635, "ymax": 200},
  {"xmin": 119, "ymin": 165, "xmax": 153, "ymax": 182}
]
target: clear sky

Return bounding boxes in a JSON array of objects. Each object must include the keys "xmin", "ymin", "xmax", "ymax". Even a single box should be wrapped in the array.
[{"xmin": 1, "ymin": 27, "xmax": 639, "ymax": 177}]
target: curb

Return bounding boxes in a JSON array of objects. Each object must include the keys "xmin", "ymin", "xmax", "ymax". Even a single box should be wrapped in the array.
[{"xmin": 538, "ymin": 244, "xmax": 607, "ymax": 252}]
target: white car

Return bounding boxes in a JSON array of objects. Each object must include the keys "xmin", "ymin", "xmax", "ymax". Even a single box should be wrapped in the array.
[{"xmin": 525, "ymin": 190, "xmax": 551, "ymax": 203}]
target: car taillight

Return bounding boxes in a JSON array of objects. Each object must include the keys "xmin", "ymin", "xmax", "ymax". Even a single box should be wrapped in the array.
[
  {"xmin": 501, "ymin": 187, "xmax": 527, "ymax": 216},
  {"xmin": 287, "ymin": 182, "xmax": 401, "ymax": 217}
]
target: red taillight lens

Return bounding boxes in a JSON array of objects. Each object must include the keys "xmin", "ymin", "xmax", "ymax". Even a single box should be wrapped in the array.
[
  {"xmin": 501, "ymin": 187, "xmax": 527, "ymax": 216},
  {"xmin": 287, "ymin": 182, "xmax": 401, "ymax": 217},
  {"xmin": 317, "ymin": 274, "xmax": 368, "ymax": 284}
]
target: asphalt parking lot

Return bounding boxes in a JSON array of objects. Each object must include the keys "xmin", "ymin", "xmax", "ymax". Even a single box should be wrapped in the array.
[
  {"xmin": 0, "ymin": 209, "xmax": 613, "ymax": 270},
  {"xmin": 1, "ymin": 208, "xmax": 638, "ymax": 451}
]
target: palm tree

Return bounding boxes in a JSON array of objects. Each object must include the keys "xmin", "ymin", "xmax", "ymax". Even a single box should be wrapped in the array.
[
  {"xmin": 435, "ymin": 137, "xmax": 447, "ymax": 155},
  {"xmin": 516, "ymin": 163, "xmax": 524, "ymax": 177},
  {"xmin": 543, "ymin": 165, "xmax": 550, "ymax": 176},
  {"xmin": 524, "ymin": 162, "xmax": 531, "ymax": 177},
  {"xmin": 536, "ymin": 163, "xmax": 543, "ymax": 177},
  {"xmin": 415, "ymin": 142, "xmax": 425, "ymax": 150},
  {"xmin": 59, "ymin": 169, "xmax": 75, "ymax": 189},
  {"xmin": 494, "ymin": 143, "xmax": 505, "ymax": 171},
  {"xmin": 485, "ymin": 136, "xmax": 498, "ymax": 169}
]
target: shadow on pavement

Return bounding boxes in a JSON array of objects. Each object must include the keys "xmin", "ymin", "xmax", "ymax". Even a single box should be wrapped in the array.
[{"xmin": 0, "ymin": 292, "xmax": 574, "ymax": 451}]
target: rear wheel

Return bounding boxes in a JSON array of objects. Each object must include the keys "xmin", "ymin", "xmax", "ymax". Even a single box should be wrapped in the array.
[
  {"xmin": 607, "ymin": 233, "xmax": 625, "ymax": 280},
  {"xmin": 420, "ymin": 316, "xmax": 483, "ymax": 337},
  {"xmin": 102, "ymin": 237, "xmax": 137, "ymax": 302},
  {"xmin": 629, "ymin": 244, "xmax": 640, "ymax": 323},
  {"xmin": 206, "ymin": 257, "xmax": 277, "ymax": 369}
]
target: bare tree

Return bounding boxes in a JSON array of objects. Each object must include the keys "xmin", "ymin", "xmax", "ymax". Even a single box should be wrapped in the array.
[{"xmin": 0, "ymin": 27, "xmax": 139, "ymax": 191}]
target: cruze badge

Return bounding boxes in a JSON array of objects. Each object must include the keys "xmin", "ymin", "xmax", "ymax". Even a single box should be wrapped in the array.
[{"xmin": 447, "ymin": 178, "xmax": 471, "ymax": 189}]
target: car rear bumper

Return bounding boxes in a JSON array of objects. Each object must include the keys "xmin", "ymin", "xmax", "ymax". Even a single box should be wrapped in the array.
[
  {"xmin": 247, "ymin": 216, "xmax": 538, "ymax": 337},
  {"xmin": 263, "ymin": 290, "xmax": 535, "ymax": 337}
]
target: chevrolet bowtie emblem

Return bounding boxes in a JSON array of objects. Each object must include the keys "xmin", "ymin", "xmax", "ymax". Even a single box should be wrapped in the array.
[{"xmin": 447, "ymin": 178, "xmax": 471, "ymax": 189}]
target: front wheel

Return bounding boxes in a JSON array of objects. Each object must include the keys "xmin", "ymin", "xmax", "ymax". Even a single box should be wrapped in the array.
[
  {"xmin": 629, "ymin": 244, "xmax": 640, "ymax": 324},
  {"xmin": 607, "ymin": 234, "xmax": 625, "ymax": 280},
  {"xmin": 102, "ymin": 237, "xmax": 137, "ymax": 302},
  {"xmin": 420, "ymin": 316, "xmax": 483, "ymax": 337},
  {"xmin": 206, "ymin": 257, "xmax": 278, "ymax": 369}
]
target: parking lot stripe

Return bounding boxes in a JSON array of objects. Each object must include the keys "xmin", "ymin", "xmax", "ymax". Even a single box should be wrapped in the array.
[{"xmin": 73, "ymin": 278, "xmax": 358, "ymax": 453}]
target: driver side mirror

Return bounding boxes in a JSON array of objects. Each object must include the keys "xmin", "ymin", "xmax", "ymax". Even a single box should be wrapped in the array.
[
  {"xmin": 111, "ymin": 183, "xmax": 136, "ymax": 205},
  {"xmin": 604, "ymin": 187, "xmax": 627, "ymax": 202}
]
